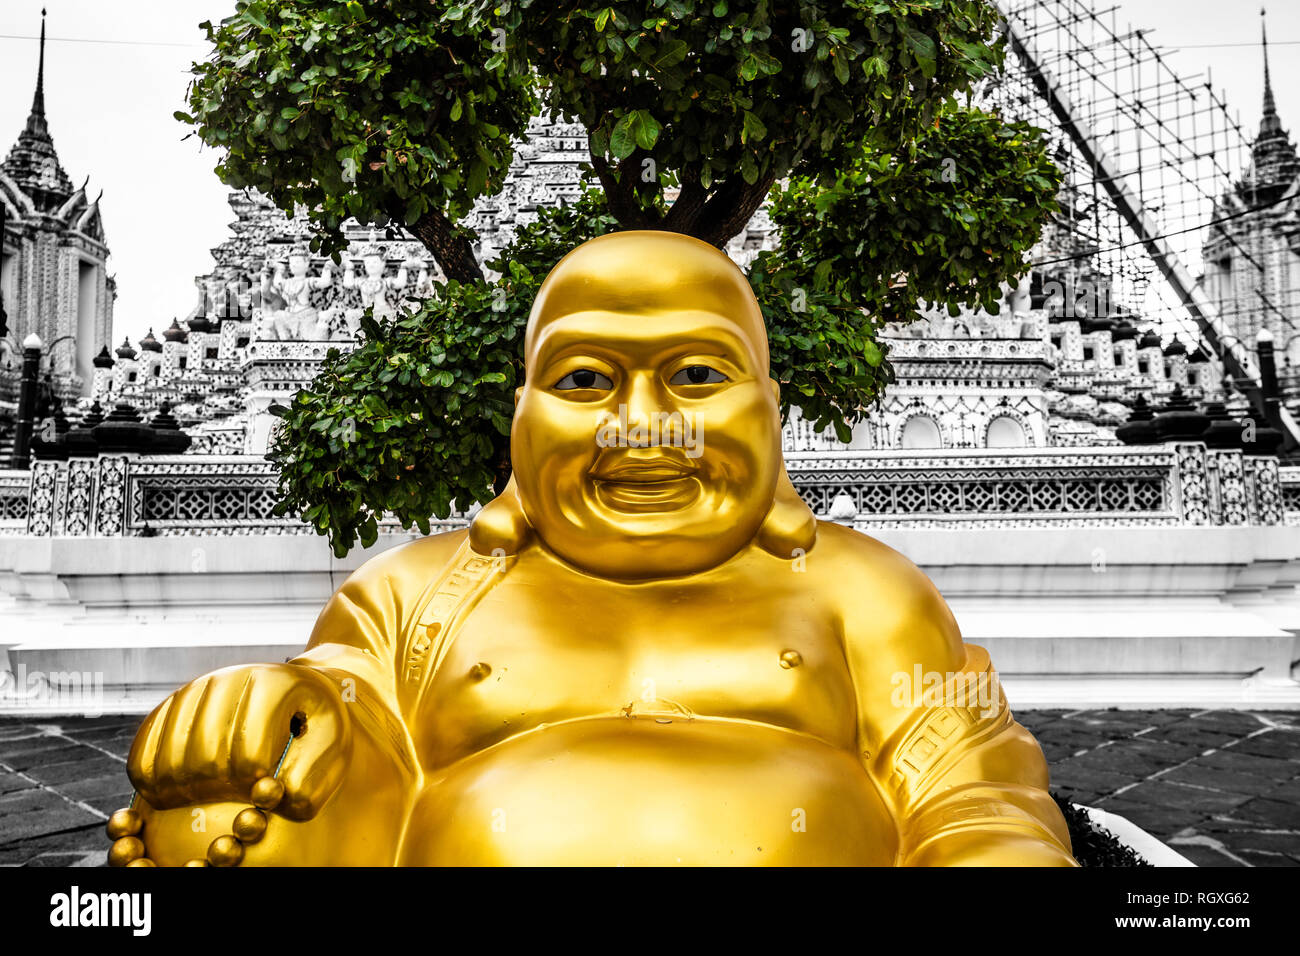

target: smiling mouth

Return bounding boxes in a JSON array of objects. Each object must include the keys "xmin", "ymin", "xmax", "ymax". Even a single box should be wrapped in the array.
[
  {"xmin": 592, "ymin": 476, "xmax": 702, "ymax": 513},
  {"xmin": 589, "ymin": 454, "xmax": 702, "ymax": 513}
]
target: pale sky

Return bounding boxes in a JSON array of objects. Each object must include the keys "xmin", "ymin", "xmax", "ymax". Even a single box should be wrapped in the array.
[{"xmin": 2, "ymin": 0, "xmax": 1299, "ymax": 347}]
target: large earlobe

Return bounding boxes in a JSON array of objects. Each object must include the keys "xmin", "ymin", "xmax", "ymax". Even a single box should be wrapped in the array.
[
  {"xmin": 756, "ymin": 468, "xmax": 818, "ymax": 559},
  {"xmin": 468, "ymin": 474, "xmax": 532, "ymax": 556}
]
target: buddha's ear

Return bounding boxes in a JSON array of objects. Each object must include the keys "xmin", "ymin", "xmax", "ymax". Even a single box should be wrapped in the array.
[
  {"xmin": 469, "ymin": 474, "xmax": 532, "ymax": 556},
  {"xmin": 756, "ymin": 468, "xmax": 818, "ymax": 559}
]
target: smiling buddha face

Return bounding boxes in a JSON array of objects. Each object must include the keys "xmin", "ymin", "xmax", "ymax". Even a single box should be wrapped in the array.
[{"xmin": 494, "ymin": 230, "xmax": 806, "ymax": 579}]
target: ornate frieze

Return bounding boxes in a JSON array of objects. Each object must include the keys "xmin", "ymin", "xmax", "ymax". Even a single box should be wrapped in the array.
[
  {"xmin": 1208, "ymin": 450, "xmax": 1249, "ymax": 526},
  {"xmin": 93, "ymin": 455, "xmax": 129, "ymax": 536},
  {"xmin": 1249, "ymin": 456, "xmax": 1285, "ymax": 526},
  {"xmin": 61, "ymin": 458, "xmax": 98, "ymax": 537},
  {"xmin": 24, "ymin": 461, "xmax": 57, "ymax": 536},
  {"xmin": 1174, "ymin": 443, "xmax": 1211, "ymax": 525}
]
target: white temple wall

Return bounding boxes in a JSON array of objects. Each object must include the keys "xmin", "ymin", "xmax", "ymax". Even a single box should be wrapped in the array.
[{"xmin": 1, "ymin": 526, "xmax": 1295, "ymax": 713}]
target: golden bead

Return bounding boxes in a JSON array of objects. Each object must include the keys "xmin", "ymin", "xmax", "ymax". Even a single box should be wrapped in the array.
[
  {"xmin": 779, "ymin": 649, "xmax": 803, "ymax": 669},
  {"xmin": 183, "ymin": 859, "xmax": 209, "ymax": 867},
  {"xmin": 232, "ymin": 807, "xmax": 268, "ymax": 844},
  {"xmin": 126, "ymin": 858, "xmax": 156, "ymax": 868},
  {"xmin": 250, "ymin": 776, "xmax": 285, "ymax": 810},
  {"xmin": 106, "ymin": 808, "xmax": 143, "ymax": 840},
  {"xmin": 107, "ymin": 836, "xmax": 146, "ymax": 868},
  {"xmin": 206, "ymin": 834, "xmax": 244, "ymax": 867}
]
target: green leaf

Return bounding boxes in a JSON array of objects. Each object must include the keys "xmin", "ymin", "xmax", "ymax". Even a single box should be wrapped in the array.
[
  {"xmin": 641, "ymin": 37, "xmax": 689, "ymax": 73},
  {"xmin": 904, "ymin": 26, "xmax": 938, "ymax": 77},
  {"xmin": 610, "ymin": 114, "xmax": 638, "ymax": 159}
]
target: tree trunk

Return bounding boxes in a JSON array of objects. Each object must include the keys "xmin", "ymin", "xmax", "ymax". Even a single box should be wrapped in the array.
[
  {"xmin": 406, "ymin": 209, "xmax": 484, "ymax": 284},
  {"xmin": 690, "ymin": 171, "xmax": 780, "ymax": 249}
]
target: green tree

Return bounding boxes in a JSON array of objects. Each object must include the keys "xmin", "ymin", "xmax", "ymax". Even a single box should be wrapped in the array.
[{"xmin": 182, "ymin": 1, "xmax": 1061, "ymax": 554}]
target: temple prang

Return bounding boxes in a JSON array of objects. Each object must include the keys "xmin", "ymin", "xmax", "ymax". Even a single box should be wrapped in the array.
[{"xmin": 0, "ymin": 8, "xmax": 115, "ymax": 411}]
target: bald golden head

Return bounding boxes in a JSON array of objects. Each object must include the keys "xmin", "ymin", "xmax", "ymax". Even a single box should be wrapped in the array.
[
  {"xmin": 470, "ymin": 229, "xmax": 814, "ymax": 578},
  {"xmin": 525, "ymin": 231, "xmax": 769, "ymax": 372}
]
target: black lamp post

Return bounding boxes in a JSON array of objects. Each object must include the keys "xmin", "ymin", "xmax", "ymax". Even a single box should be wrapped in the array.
[{"xmin": 10, "ymin": 333, "xmax": 42, "ymax": 469}]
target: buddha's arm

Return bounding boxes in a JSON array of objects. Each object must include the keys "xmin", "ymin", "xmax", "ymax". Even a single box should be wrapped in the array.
[
  {"xmin": 127, "ymin": 536, "xmax": 463, "ymax": 864},
  {"xmin": 834, "ymin": 534, "xmax": 1076, "ymax": 867},
  {"xmin": 290, "ymin": 565, "xmax": 420, "ymax": 783}
]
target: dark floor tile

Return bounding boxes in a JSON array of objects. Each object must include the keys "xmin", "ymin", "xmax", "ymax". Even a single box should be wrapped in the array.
[
  {"xmin": 1065, "ymin": 744, "xmax": 1170, "ymax": 779},
  {"xmin": 1234, "ymin": 849, "xmax": 1299, "ymax": 867},
  {"xmin": 0, "ymin": 790, "xmax": 102, "ymax": 842},
  {"xmin": 59, "ymin": 772, "xmax": 131, "ymax": 804},
  {"xmin": 1170, "ymin": 842, "xmax": 1246, "ymax": 867},
  {"xmin": 1187, "ymin": 712, "xmax": 1272, "ymax": 734},
  {"xmin": 0, "ymin": 772, "xmax": 37, "ymax": 797},
  {"xmin": 55, "ymin": 717, "xmax": 141, "ymax": 733},
  {"xmin": 0, "ymin": 725, "xmax": 46, "ymax": 743},
  {"xmin": 0, "ymin": 824, "xmax": 104, "ymax": 863},
  {"xmin": 1049, "ymin": 759, "xmax": 1141, "ymax": 798},
  {"xmin": 24, "ymin": 754, "xmax": 125, "ymax": 788},
  {"xmin": 1260, "ymin": 777, "xmax": 1300, "ymax": 802},
  {"xmin": 1226, "ymin": 798, "xmax": 1300, "ymax": 829},
  {"xmin": 1119, "ymin": 779, "xmax": 1254, "ymax": 815},
  {"xmin": 1199, "ymin": 749, "xmax": 1298, "ymax": 782},
  {"xmin": 1158, "ymin": 762, "xmax": 1281, "ymax": 797},
  {"xmin": 1142, "ymin": 725, "xmax": 1238, "ymax": 750},
  {"xmin": 83, "ymin": 792, "xmax": 134, "ymax": 818},
  {"xmin": 1196, "ymin": 826, "xmax": 1300, "ymax": 858},
  {"xmin": 1228, "ymin": 732, "xmax": 1300, "ymax": 762},
  {"xmin": 1, "ymin": 742, "xmax": 85, "ymax": 773},
  {"xmin": 25, "ymin": 852, "xmax": 98, "ymax": 867},
  {"xmin": 1089, "ymin": 798, "xmax": 1206, "ymax": 836}
]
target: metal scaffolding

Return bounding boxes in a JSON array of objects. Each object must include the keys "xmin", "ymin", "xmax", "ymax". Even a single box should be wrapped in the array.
[{"xmin": 989, "ymin": 0, "xmax": 1300, "ymax": 446}]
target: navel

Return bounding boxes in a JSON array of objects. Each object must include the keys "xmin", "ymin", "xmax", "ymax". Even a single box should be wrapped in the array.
[
  {"xmin": 468, "ymin": 662, "xmax": 492, "ymax": 682},
  {"xmin": 779, "ymin": 650, "xmax": 803, "ymax": 669}
]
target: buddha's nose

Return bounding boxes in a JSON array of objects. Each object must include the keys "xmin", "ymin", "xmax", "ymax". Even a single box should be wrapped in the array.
[{"xmin": 622, "ymin": 371, "xmax": 668, "ymax": 446}]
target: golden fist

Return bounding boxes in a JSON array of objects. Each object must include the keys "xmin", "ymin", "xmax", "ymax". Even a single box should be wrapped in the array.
[{"xmin": 127, "ymin": 663, "xmax": 352, "ymax": 821}]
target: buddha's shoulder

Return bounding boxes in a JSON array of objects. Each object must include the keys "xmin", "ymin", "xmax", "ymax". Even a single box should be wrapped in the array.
[
  {"xmin": 340, "ymin": 528, "xmax": 472, "ymax": 598},
  {"xmin": 806, "ymin": 521, "xmax": 963, "ymax": 660},
  {"xmin": 807, "ymin": 521, "xmax": 941, "ymax": 602}
]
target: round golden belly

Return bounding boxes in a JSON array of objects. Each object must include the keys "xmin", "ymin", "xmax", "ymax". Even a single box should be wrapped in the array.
[{"xmin": 399, "ymin": 717, "xmax": 899, "ymax": 866}]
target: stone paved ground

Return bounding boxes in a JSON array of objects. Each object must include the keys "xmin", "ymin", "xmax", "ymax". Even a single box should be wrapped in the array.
[{"xmin": 0, "ymin": 710, "xmax": 1297, "ymax": 866}]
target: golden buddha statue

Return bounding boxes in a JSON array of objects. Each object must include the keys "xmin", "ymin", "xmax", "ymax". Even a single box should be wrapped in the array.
[{"xmin": 113, "ymin": 231, "xmax": 1075, "ymax": 867}]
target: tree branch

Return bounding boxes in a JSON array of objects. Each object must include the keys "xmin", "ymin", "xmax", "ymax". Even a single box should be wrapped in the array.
[
  {"xmin": 693, "ymin": 170, "xmax": 779, "ymax": 248},
  {"xmin": 660, "ymin": 167, "xmax": 708, "ymax": 234},
  {"xmin": 405, "ymin": 208, "xmax": 484, "ymax": 284},
  {"xmin": 590, "ymin": 151, "xmax": 649, "ymax": 229}
]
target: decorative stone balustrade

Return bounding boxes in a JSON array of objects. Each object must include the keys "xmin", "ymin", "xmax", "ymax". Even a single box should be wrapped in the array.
[
  {"xmin": 786, "ymin": 445, "xmax": 1290, "ymax": 528},
  {"xmin": 0, "ymin": 446, "xmax": 1294, "ymax": 537},
  {"xmin": 1283, "ymin": 466, "xmax": 1300, "ymax": 526},
  {"xmin": 0, "ymin": 471, "xmax": 30, "ymax": 533},
  {"xmin": 10, "ymin": 456, "xmax": 465, "ymax": 538}
]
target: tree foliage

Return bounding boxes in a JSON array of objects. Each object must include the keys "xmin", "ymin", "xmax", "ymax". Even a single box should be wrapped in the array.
[
  {"xmin": 183, "ymin": 0, "xmax": 1008, "ymax": 273},
  {"xmin": 269, "ymin": 191, "xmax": 617, "ymax": 554},
  {"xmin": 771, "ymin": 104, "xmax": 1062, "ymax": 324},
  {"xmin": 186, "ymin": 1, "xmax": 1063, "ymax": 554},
  {"xmin": 179, "ymin": 0, "xmax": 538, "ymax": 279}
]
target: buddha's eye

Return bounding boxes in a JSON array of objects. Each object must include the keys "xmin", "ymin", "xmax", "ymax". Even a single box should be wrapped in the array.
[
  {"xmin": 554, "ymin": 369, "xmax": 614, "ymax": 390},
  {"xmin": 669, "ymin": 365, "xmax": 728, "ymax": 386}
]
